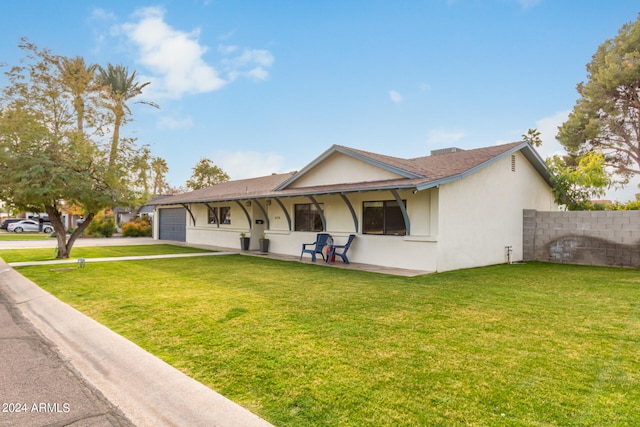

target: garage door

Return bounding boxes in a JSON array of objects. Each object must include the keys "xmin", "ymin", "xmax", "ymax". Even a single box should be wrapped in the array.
[{"xmin": 158, "ymin": 208, "xmax": 186, "ymax": 242}]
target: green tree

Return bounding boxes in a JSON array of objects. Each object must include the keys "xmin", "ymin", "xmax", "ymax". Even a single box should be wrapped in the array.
[
  {"xmin": 557, "ymin": 14, "xmax": 640, "ymax": 182},
  {"xmin": 0, "ymin": 41, "xmax": 156, "ymax": 258},
  {"xmin": 57, "ymin": 56, "xmax": 98, "ymax": 134},
  {"xmin": 186, "ymin": 158, "xmax": 230, "ymax": 190},
  {"xmin": 546, "ymin": 152, "xmax": 613, "ymax": 210},
  {"xmin": 150, "ymin": 157, "xmax": 170, "ymax": 195},
  {"xmin": 96, "ymin": 64, "xmax": 159, "ymax": 172}
]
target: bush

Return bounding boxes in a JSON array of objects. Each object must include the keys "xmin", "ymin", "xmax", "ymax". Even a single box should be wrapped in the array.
[
  {"xmin": 85, "ymin": 214, "xmax": 116, "ymax": 238},
  {"xmin": 607, "ymin": 199, "xmax": 640, "ymax": 210},
  {"xmin": 122, "ymin": 216, "xmax": 152, "ymax": 237}
]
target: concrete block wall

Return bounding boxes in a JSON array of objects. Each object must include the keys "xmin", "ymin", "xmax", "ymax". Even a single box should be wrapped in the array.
[{"xmin": 523, "ymin": 209, "xmax": 640, "ymax": 268}]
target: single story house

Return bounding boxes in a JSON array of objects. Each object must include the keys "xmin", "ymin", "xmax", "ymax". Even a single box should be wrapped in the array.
[{"xmin": 151, "ymin": 142, "xmax": 556, "ymax": 272}]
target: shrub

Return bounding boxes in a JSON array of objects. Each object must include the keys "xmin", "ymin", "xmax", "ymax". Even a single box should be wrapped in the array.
[
  {"xmin": 85, "ymin": 214, "xmax": 116, "ymax": 238},
  {"xmin": 122, "ymin": 216, "xmax": 152, "ymax": 237}
]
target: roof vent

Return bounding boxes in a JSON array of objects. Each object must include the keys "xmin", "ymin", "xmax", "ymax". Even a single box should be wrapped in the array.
[{"xmin": 430, "ymin": 147, "xmax": 463, "ymax": 156}]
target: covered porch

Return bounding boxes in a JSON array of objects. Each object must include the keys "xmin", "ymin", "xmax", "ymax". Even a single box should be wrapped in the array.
[{"xmin": 181, "ymin": 241, "xmax": 435, "ymax": 277}]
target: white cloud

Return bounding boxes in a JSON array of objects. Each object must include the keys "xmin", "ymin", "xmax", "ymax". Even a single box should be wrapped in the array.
[
  {"xmin": 216, "ymin": 151, "xmax": 285, "ymax": 179},
  {"xmin": 121, "ymin": 6, "xmax": 226, "ymax": 98},
  {"xmin": 427, "ymin": 128, "xmax": 466, "ymax": 145},
  {"xmin": 109, "ymin": 7, "xmax": 274, "ymax": 98},
  {"xmin": 218, "ymin": 44, "xmax": 238, "ymax": 55},
  {"xmin": 220, "ymin": 47, "xmax": 274, "ymax": 82},
  {"xmin": 389, "ymin": 90, "xmax": 403, "ymax": 104},
  {"xmin": 90, "ymin": 7, "xmax": 116, "ymax": 22},
  {"xmin": 88, "ymin": 8, "xmax": 118, "ymax": 54}
]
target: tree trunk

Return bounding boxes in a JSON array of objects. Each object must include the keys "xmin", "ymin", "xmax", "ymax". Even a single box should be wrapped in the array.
[
  {"xmin": 44, "ymin": 205, "xmax": 94, "ymax": 259},
  {"xmin": 108, "ymin": 112, "xmax": 122, "ymax": 171}
]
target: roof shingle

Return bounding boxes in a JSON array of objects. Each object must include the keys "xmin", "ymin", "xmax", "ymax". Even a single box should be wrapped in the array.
[{"xmin": 151, "ymin": 142, "xmax": 547, "ymax": 205}]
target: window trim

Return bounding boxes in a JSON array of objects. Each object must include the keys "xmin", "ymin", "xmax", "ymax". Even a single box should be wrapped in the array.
[
  {"xmin": 294, "ymin": 203, "xmax": 324, "ymax": 232},
  {"xmin": 207, "ymin": 206, "xmax": 219, "ymax": 225},
  {"xmin": 362, "ymin": 199, "xmax": 407, "ymax": 236},
  {"xmin": 220, "ymin": 206, "xmax": 231, "ymax": 224}
]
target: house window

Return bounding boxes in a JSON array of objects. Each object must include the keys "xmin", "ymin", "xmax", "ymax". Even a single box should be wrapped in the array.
[
  {"xmin": 220, "ymin": 207, "xmax": 231, "ymax": 224},
  {"xmin": 208, "ymin": 207, "xmax": 218, "ymax": 224},
  {"xmin": 295, "ymin": 203, "xmax": 324, "ymax": 231},
  {"xmin": 363, "ymin": 200, "xmax": 406, "ymax": 236}
]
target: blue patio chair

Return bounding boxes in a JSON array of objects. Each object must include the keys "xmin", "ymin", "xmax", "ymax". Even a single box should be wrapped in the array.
[
  {"xmin": 328, "ymin": 234, "xmax": 356, "ymax": 265},
  {"xmin": 300, "ymin": 233, "xmax": 331, "ymax": 262}
]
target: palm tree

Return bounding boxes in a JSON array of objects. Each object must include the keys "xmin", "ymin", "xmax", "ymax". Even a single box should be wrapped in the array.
[
  {"xmin": 96, "ymin": 64, "xmax": 159, "ymax": 170},
  {"xmin": 57, "ymin": 56, "xmax": 98, "ymax": 134},
  {"xmin": 151, "ymin": 157, "xmax": 170, "ymax": 195}
]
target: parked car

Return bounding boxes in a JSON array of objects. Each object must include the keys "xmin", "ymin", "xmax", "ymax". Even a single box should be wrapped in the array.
[
  {"xmin": 1, "ymin": 218, "xmax": 22, "ymax": 230},
  {"xmin": 7, "ymin": 219, "xmax": 53, "ymax": 233}
]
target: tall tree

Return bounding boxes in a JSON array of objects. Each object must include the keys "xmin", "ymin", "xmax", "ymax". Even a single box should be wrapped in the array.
[
  {"xmin": 0, "ymin": 41, "xmax": 157, "ymax": 258},
  {"xmin": 57, "ymin": 56, "xmax": 98, "ymax": 134},
  {"xmin": 150, "ymin": 157, "xmax": 170, "ymax": 195},
  {"xmin": 557, "ymin": 14, "xmax": 640, "ymax": 183},
  {"xmin": 96, "ymin": 64, "xmax": 159, "ymax": 172},
  {"xmin": 186, "ymin": 158, "xmax": 230, "ymax": 190}
]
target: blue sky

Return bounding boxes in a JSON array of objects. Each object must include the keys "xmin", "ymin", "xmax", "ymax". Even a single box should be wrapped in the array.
[{"xmin": 2, "ymin": 1, "xmax": 639, "ymax": 200}]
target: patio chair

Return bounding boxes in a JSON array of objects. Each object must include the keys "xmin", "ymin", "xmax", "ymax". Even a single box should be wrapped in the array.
[
  {"xmin": 300, "ymin": 233, "xmax": 331, "ymax": 262},
  {"xmin": 328, "ymin": 234, "xmax": 356, "ymax": 265}
]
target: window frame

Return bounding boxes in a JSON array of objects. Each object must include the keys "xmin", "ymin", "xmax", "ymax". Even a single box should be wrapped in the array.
[
  {"xmin": 294, "ymin": 203, "xmax": 324, "ymax": 232},
  {"xmin": 207, "ymin": 206, "xmax": 219, "ymax": 225},
  {"xmin": 362, "ymin": 199, "xmax": 407, "ymax": 236},
  {"xmin": 220, "ymin": 206, "xmax": 231, "ymax": 224}
]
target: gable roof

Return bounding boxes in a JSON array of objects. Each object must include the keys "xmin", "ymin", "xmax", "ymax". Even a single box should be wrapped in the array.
[{"xmin": 151, "ymin": 142, "xmax": 551, "ymax": 205}]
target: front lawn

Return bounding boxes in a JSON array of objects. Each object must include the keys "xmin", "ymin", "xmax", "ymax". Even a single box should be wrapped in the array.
[
  {"xmin": 15, "ymin": 258, "xmax": 640, "ymax": 426},
  {"xmin": 0, "ymin": 244, "xmax": 213, "ymax": 263},
  {"xmin": 0, "ymin": 231, "xmax": 55, "ymax": 241}
]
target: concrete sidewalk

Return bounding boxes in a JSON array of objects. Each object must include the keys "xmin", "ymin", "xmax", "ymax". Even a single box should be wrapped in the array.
[
  {"xmin": 7, "ymin": 251, "xmax": 234, "ymax": 267},
  {"xmin": 0, "ymin": 258, "xmax": 273, "ymax": 427}
]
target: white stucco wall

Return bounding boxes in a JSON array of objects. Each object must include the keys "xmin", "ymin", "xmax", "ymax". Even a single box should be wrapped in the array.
[
  {"xmin": 155, "ymin": 150, "xmax": 554, "ymax": 273},
  {"xmin": 253, "ymin": 190, "xmax": 440, "ymax": 271},
  {"xmin": 435, "ymin": 152, "xmax": 555, "ymax": 272},
  {"xmin": 289, "ymin": 152, "xmax": 403, "ymax": 188},
  {"xmin": 159, "ymin": 190, "xmax": 440, "ymax": 272}
]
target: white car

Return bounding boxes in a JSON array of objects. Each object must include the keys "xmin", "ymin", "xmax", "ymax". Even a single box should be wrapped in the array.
[{"xmin": 7, "ymin": 219, "xmax": 53, "ymax": 233}]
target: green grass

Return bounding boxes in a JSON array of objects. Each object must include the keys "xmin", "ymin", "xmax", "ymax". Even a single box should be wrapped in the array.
[
  {"xmin": 14, "ymin": 258, "xmax": 640, "ymax": 426},
  {"xmin": 0, "ymin": 231, "xmax": 55, "ymax": 241},
  {"xmin": 0, "ymin": 244, "xmax": 213, "ymax": 263}
]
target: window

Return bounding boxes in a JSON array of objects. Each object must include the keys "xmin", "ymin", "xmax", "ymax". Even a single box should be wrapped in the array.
[
  {"xmin": 208, "ymin": 207, "xmax": 218, "ymax": 224},
  {"xmin": 220, "ymin": 207, "xmax": 231, "ymax": 224},
  {"xmin": 363, "ymin": 200, "xmax": 406, "ymax": 235},
  {"xmin": 295, "ymin": 203, "xmax": 324, "ymax": 231}
]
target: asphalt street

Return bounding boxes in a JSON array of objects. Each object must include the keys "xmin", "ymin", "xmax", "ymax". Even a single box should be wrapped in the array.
[{"xmin": 0, "ymin": 286, "xmax": 135, "ymax": 427}]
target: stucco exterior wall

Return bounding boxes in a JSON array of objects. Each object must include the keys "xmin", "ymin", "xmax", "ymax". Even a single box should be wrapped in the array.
[
  {"xmin": 156, "ymin": 188, "xmax": 440, "ymax": 272},
  {"xmin": 154, "ymin": 150, "xmax": 554, "ymax": 273},
  {"xmin": 436, "ymin": 152, "xmax": 555, "ymax": 272},
  {"xmin": 262, "ymin": 190, "xmax": 438, "ymax": 271},
  {"xmin": 289, "ymin": 152, "xmax": 403, "ymax": 188}
]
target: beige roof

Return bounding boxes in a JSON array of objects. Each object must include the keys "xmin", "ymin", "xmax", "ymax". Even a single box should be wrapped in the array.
[{"xmin": 152, "ymin": 142, "xmax": 551, "ymax": 205}]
